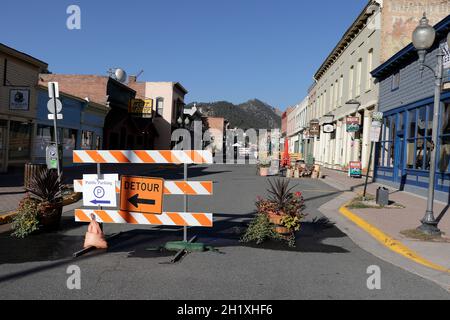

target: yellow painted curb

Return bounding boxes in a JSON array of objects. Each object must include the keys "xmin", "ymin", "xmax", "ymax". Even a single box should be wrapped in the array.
[
  {"xmin": 0, "ymin": 211, "xmax": 16, "ymax": 225},
  {"xmin": 339, "ymin": 205, "xmax": 450, "ymax": 274}
]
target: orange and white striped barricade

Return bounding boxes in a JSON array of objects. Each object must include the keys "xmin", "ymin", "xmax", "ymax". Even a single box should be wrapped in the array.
[{"xmin": 73, "ymin": 150, "xmax": 214, "ymax": 258}]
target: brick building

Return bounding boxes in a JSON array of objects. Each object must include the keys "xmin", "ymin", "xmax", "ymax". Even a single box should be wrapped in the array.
[{"xmin": 39, "ymin": 74, "xmax": 157, "ymax": 151}]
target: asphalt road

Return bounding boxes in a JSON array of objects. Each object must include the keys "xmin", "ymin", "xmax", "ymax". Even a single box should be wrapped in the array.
[{"xmin": 0, "ymin": 165, "xmax": 449, "ymax": 299}]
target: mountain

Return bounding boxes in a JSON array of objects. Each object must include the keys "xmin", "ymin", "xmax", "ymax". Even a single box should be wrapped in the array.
[{"xmin": 187, "ymin": 99, "xmax": 281, "ymax": 130}]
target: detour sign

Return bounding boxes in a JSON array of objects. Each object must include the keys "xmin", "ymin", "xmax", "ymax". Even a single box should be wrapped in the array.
[{"xmin": 120, "ymin": 176, "xmax": 164, "ymax": 214}]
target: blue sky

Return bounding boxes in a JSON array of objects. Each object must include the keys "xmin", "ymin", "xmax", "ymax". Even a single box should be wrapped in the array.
[{"xmin": 1, "ymin": 0, "xmax": 367, "ymax": 110}]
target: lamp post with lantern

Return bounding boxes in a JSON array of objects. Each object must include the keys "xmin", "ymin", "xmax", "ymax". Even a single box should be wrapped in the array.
[{"xmin": 412, "ymin": 14, "xmax": 450, "ymax": 235}]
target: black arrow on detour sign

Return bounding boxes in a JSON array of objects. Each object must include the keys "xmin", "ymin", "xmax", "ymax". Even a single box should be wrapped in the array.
[{"xmin": 128, "ymin": 194, "xmax": 156, "ymax": 208}]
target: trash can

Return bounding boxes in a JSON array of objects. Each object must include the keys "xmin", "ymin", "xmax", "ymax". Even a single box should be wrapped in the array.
[{"xmin": 376, "ymin": 187, "xmax": 389, "ymax": 207}]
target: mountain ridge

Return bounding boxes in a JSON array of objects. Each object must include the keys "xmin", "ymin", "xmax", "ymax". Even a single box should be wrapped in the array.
[{"xmin": 187, "ymin": 99, "xmax": 281, "ymax": 130}]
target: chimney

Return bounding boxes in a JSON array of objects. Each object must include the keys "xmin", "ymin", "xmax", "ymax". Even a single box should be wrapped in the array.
[{"xmin": 128, "ymin": 75, "xmax": 137, "ymax": 84}]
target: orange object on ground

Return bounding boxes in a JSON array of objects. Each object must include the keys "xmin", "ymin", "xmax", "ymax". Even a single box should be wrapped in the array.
[{"xmin": 83, "ymin": 214, "xmax": 108, "ymax": 249}]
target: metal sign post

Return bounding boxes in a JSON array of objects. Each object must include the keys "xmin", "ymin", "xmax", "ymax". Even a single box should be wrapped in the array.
[
  {"xmin": 184, "ymin": 163, "xmax": 188, "ymax": 242},
  {"xmin": 51, "ymin": 83, "xmax": 61, "ymax": 178}
]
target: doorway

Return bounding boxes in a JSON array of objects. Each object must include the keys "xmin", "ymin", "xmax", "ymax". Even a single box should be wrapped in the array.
[{"xmin": 0, "ymin": 122, "xmax": 7, "ymax": 172}]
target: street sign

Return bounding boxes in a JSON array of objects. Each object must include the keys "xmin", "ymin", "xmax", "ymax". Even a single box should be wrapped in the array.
[
  {"xmin": 48, "ymin": 114, "xmax": 63, "ymax": 120},
  {"xmin": 83, "ymin": 179, "xmax": 117, "ymax": 207},
  {"xmin": 120, "ymin": 176, "xmax": 164, "ymax": 214},
  {"xmin": 370, "ymin": 121, "xmax": 382, "ymax": 143},
  {"xmin": 48, "ymin": 82, "xmax": 60, "ymax": 99},
  {"xmin": 47, "ymin": 98, "xmax": 63, "ymax": 114}
]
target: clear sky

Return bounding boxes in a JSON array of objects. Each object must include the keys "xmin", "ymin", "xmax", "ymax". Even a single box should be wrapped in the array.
[{"xmin": 1, "ymin": 0, "xmax": 368, "ymax": 110}]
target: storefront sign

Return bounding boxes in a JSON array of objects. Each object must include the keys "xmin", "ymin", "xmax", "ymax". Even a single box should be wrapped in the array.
[
  {"xmin": 310, "ymin": 120, "xmax": 320, "ymax": 137},
  {"xmin": 346, "ymin": 117, "xmax": 360, "ymax": 133},
  {"xmin": 303, "ymin": 129, "xmax": 310, "ymax": 140},
  {"xmin": 323, "ymin": 123, "xmax": 334, "ymax": 134},
  {"xmin": 128, "ymin": 99, "xmax": 153, "ymax": 118},
  {"xmin": 349, "ymin": 161, "xmax": 362, "ymax": 178},
  {"xmin": 370, "ymin": 121, "xmax": 382, "ymax": 143},
  {"xmin": 9, "ymin": 89, "xmax": 30, "ymax": 110}
]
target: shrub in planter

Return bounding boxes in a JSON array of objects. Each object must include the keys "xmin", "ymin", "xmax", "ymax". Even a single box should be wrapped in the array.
[
  {"xmin": 11, "ymin": 196, "xmax": 40, "ymax": 238},
  {"xmin": 13, "ymin": 168, "xmax": 64, "ymax": 236},
  {"xmin": 240, "ymin": 212, "xmax": 281, "ymax": 245},
  {"xmin": 242, "ymin": 179, "xmax": 306, "ymax": 247}
]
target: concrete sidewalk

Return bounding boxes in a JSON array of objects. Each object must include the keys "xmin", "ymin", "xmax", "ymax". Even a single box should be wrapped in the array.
[{"xmin": 320, "ymin": 167, "xmax": 450, "ymax": 276}]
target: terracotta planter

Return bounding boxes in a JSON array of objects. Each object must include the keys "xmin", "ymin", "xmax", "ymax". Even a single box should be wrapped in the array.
[
  {"xmin": 259, "ymin": 167, "xmax": 269, "ymax": 177},
  {"xmin": 268, "ymin": 213, "xmax": 292, "ymax": 238},
  {"xmin": 39, "ymin": 202, "xmax": 63, "ymax": 231}
]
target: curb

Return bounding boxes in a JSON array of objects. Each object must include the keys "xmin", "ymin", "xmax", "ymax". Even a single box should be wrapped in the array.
[{"xmin": 339, "ymin": 205, "xmax": 450, "ymax": 274}]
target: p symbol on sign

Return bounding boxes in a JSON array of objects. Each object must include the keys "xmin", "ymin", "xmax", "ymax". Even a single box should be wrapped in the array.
[{"xmin": 94, "ymin": 186, "xmax": 105, "ymax": 199}]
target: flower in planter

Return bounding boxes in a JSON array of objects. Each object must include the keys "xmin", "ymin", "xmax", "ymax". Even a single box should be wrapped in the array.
[{"xmin": 242, "ymin": 178, "xmax": 307, "ymax": 247}]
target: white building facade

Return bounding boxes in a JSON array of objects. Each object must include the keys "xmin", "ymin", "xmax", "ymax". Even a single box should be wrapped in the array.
[{"xmin": 287, "ymin": 96, "xmax": 309, "ymax": 156}]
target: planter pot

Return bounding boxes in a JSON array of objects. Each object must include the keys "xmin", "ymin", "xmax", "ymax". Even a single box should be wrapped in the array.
[
  {"xmin": 268, "ymin": 213, "xmax": 293, "ymax": 238},
  {"xmin": 259, "ymin": 167, "xmax": 269, "ymax": 177},
  {"xmin": 39, "ymin": 202, "xmax": 63, "ymax": 232}
]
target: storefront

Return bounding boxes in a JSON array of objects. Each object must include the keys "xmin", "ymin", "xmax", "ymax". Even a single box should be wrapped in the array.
[
  {"xmin": 372, "ymin": 15, "xmax": 450, "ymax": 201},
  {"xmin": 33, "ymin": 88, "xmax": 109, "ymax": 166},
  {"xmin": 0, "ymin": 43, "xmax": 48, "ymax": 172},
  {"xmin": 375, "ymin": 95, "xmax": 450, "ymax": 200}
]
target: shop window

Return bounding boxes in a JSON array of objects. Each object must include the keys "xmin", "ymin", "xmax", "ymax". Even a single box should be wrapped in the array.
[
  {"xmin": 81, "ymin": 131, "xmax": 94, "ymax": 149},
  {"xmin": 406, "ymin": 105, "xmax": 433, "ymax": 170},
  {"xmin": 439, "ymin": 103, "xmax": 450, "ymax": 172},
  {"xmin": 62, "ymin": 129, "xmax": 77, "ymax": 156},
  {"xmin": 378, "ymin": 116, "xmax": 395, "ymax": 168},
  {"xmin": 9, "ymin": 121, "xmax": 32, "ymax": 161}
]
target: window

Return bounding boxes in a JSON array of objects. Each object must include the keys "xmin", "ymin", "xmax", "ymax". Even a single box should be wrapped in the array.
[
  {"xmin": 9, "ymin": 121, "xmax": 32, "ymax": 161},
  {"xmin": 62, "ymin": 128, "xmax": 77, "ymax": 156},
  {"xmin": 356, "ymin": 59, "xmax": 362, "ymax": 97},
  {"xmin": 392, "ymin": 72, "xmax": 400, "ymax": 90},
  {"xmin": 156, "ymin": 97, "xmax": 164, "ymax": 116},
  {"xmin": 81, "ymin": 131, "xmax": 94, "ymax": 149},
  {"xmin": 339, "ymin": 75, "xmax": 344, "ymax": 104},
  {"xmin": 366, "ymin": 49, "xmax": 373, "ymax": 90},
  {"xmin": 377, "ymin": 115, "xmax": 395, "ymax": 168},
  {"xmin": 439, "ymin": 103, "xmax": 450, "ymax": 172},
  {"xmin": 334, "ymin": 80, "xmax": 339, "ymax": 108},
  {"xmin": 329, "ymin": 85, "xmax": 334, "ymax": 111},
  {"xmin": 348, "ymin": 66, "xmax": 354, "ymax": 99},
  {"xmin": 406, "ymin": 105, "xmax": 433, "ymax": 170}
]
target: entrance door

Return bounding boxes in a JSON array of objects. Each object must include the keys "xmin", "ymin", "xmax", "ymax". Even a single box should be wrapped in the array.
[{"xmin": 394, "ymin": 134, "xmax": 405, "ymax": 183}]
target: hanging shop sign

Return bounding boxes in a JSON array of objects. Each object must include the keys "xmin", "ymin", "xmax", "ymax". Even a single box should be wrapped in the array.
[
  {"xmin": 129, "ymin": 99, "xmax": 153, "ymax": 118},
  {"xmin": 310, "ymin": 120, "xmax": 320, "ymax": 137},
  {"xmin": 303, "ymin": 129, "xmax": 311, "ymax": 140},
  {"xmin": 349, "ymin": 161, "xmax": 362, "ymax": 178},
  {"xmin": 323, "ymin": 123, "xmax": 335, "ymax": 134},
  {"xmin": 346, "ymin": 117, "xmax": 360, "ymax": 133},
  {"xmin": 9, "ymin": 88, "xmax": 30, "ymax": 110}
]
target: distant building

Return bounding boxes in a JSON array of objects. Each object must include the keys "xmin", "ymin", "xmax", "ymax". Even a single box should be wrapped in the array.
[
  {"xmin": 0, "ymin": 43, "xmax": 48, "ymax": 172},
  {"xmin": 128, "ymin": 76, "xmax": 188, "ymax": 150},
  {"xmin": 287, "ymin": 96, "xmax": 309, "ymax": 155},
  {"xmin": 35, "ymin": 82, "xmax": 109, "ymax": 166},
  {"xmin": 39, "ymin": 74, "xmax": 156, "ymax": 151}
]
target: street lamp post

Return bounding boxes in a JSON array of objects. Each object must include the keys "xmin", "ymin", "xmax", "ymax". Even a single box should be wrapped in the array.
[{"xmin": 412, "ymin": 13, "xmax": 450, "ymax": 235}]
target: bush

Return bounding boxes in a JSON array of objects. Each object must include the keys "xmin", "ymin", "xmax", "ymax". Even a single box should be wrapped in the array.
[
  {"xmin": 240, "ymin": 213, "xmax": 281, "ymax": 245},
  {"xmin": 11, "ymin": 197, "xmax": 40, "ymax": 239}
]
